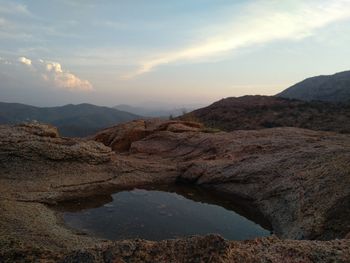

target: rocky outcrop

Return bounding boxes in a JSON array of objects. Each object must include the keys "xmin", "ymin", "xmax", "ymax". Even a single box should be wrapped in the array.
[
  {"xmin": 18, "ymin": 122, "xmax": 60, "ymax": 138},
  {"xmin": 2, "ymin": 122, "xmax": 112, "ymax": 164},
  {"xmin": 0, "ymin": 122, "xmax": 176, "ymax": 203},
  {"xmin": 1, "ymin": 121, "xmax": 350, "ymax": 262},
  {"xmin": 93, "ymin": 120, "xmax": 203, "ymax": 152},
  {"xmin": 128, "ymin": 124, "xmax": 350, "ymax": 240}
]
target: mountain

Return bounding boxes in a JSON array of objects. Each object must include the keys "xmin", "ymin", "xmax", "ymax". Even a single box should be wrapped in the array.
[
  {"xmin": 278, "ymin": 70, "xmax": 350, "ymax": 103},
  {"xmin": 0, "ymin": 102, "xmax": 140, "ymax": 137},
  {"xmin": 114, "ymin": 104, "xmax": 196, "ymax": 118},
  {"xmin": 180, "ymin": 95, "xmax": 350, "ymax": 133}
]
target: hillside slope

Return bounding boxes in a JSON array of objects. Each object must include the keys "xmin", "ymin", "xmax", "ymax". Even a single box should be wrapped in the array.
[
  {"xmin": 180, "ymin": 95, "xmax": 350, "ymax": 133},
  {"xmin": 278, "ymin": 71, "xmax": 350, "ymax": 103},
  {"xmin": 0, "ymin": 102, "xmax": 140, "ymax": 137}
]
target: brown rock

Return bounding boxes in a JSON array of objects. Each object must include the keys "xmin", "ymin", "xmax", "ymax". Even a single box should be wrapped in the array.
[
  {"xmin": 93, "ymin": 119, "xmax": 203, "ymax": 152},
  {"xmin": 19, "ymin": 122, "xmax": 59, "ymax": 138},
  {"xmin": 94, "ymin": 120, "xmax": 150, "ymax": 152},
  {"xmin": 1, "ymin": 121, "xmax": 350, "ymax": 262}
]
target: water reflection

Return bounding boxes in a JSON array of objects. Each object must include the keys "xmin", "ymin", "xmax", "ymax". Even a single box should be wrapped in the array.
[{"xmin": 55, "ymin": 184, "xmax": 271, "ymax": 241}]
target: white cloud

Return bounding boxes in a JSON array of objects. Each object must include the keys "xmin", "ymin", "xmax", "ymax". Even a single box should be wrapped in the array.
[
  {"xmin": 125, "ymin": 0, "xmax": 350, "ymax": 78},
  {"xmin": 14, "ymin": 57, "xmax": 93, "ymax": 91},
  {"xmin": 18, "ymin": 56, "xmax": 32, "ymax": 66},
  {"xmin": 46, "ymin": 62, "xmax": 62, "ymax": 73},
  {"xmin": 44, "ymin": 61, "xmax": 93, "ymax": 91}
]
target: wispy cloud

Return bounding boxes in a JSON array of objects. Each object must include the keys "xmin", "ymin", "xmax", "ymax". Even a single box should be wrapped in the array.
[
  {"xmin": 0, "ymin": 2, "xmax": 31, "ymax": 16},
  {"xmin": 124, "ymin": 0, "xmax": 350, "ymax": 79},
  {"xmin": 0, "ymin": 56, "xmax": 11, "ymax": 64}
]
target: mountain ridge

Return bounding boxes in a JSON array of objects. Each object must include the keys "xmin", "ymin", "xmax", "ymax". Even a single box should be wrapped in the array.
[
  {"xmin": 0, "ymin": 102, "xmax": 140, "ymax": 137},
  {"xmin": 180, "ymin": 95, "xmax": 350, "ymax": 133},
  {"xmin": 278, "ymin": 70, "xmax": 350, "ymax": 102}
]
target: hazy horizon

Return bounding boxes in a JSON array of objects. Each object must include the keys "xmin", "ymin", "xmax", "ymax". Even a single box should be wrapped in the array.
[
  {"xmin": 0, "ymin": 99, "xmax": 206, "ymax": 110},
  {"xmin": 1, "ymin": 0, "xmax": 350, "ymax": 107}
]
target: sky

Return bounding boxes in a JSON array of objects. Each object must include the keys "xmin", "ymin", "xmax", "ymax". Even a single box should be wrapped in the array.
[{"xmin": 1, "ymin": 0, "xmax": 350, "ymax": 107}]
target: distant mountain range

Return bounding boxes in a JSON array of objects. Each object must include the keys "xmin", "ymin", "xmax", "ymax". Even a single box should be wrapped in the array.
[
  {"xmin": 2, "ymin": 70, "xmax": 350, "ymax": 136},
  {"xmin": 180, "ymin": 95, "xmax": 350, "ymax": 133},
  {"xmin": 0, "ymin": 102, "xmax": 140, "ymax": 137},
  {"xmin": 278, "ymin": 70, "xmax": 350, "ymax": 103},
  {"xmin": 114, "ymin": 104, "xmax": 196, "ymax": 118}
]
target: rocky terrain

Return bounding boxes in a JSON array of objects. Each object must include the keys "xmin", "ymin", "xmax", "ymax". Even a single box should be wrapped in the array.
[
  {"xmin": 278, "ymin": 70, "xmax": 350, "ymax": 103},
  {"xmin": 180, "ymin": 95, "xmax": 350, "ymax": 133},
  {"xmin": 1, "ymin": 121, "xmax": 350, "ymax": 262}
]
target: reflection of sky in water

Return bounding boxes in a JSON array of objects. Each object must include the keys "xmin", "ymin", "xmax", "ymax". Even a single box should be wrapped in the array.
[{"xmin": 63, "ymin": 188, "xmax": 270, "ymax": 241}]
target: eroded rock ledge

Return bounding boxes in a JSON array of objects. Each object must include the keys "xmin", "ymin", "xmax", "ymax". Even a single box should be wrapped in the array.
[{"xmin": 1, "ymin": 121, "xmax": 350, "ymax": 262}]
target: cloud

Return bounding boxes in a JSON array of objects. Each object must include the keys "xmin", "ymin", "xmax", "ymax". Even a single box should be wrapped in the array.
[
  {"xmin": 125, "ymin": 0, "xmax": 350, "ymax": 78},
  {"xmin": 18, "ymin": 56, "xmax": 32, "ymax": 66},
  {"xmin": 43, "ymin": 61, "xmax": 93, "ymax": 91},
  {"xmin": 0, "ymin": 56, "xmax": 11, "ymax": 64},
  {"xmin": 14, "ymin": 57, "xmax": 93, "ymax": 91},
  {"xmin": 0, "ymin": 2, "xmax": 31, "ymax": 16}
]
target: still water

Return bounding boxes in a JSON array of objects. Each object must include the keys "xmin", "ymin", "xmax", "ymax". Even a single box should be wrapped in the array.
[{"xmin": 58, "ymin": 185, "xmax": 271, "ymax": 241}]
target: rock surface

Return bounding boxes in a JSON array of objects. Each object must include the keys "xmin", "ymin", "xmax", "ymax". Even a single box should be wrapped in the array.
[
  {"xmin": 1, "ymin": 121, "xmax": 350, "ymax": 262},
  {"xmin": 93, "ymin": 119, "xmax": 203, "ymax": 152}
]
